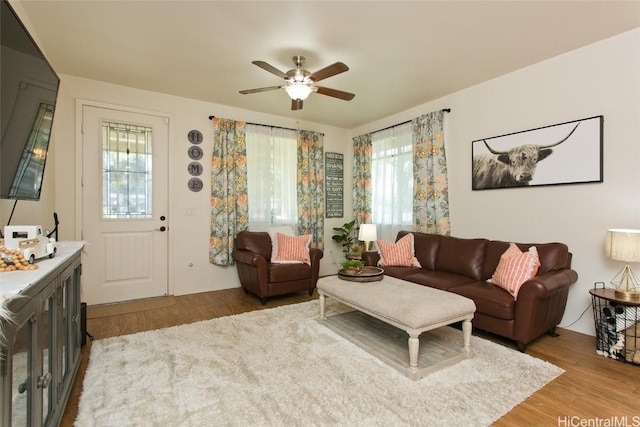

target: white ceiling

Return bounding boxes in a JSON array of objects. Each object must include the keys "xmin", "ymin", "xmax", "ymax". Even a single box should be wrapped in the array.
[{"xmin": 14, "ymin": 0, "xmax": 640, "ymax": 129}]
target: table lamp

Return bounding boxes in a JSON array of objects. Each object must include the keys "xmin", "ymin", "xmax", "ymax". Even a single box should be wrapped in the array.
[
  {"xmin": 605, "ymin": 229, "xmax": 640, "ymax": 298},
  {"xmin": 358, "ymin": 224, "xmax": 377, "ymax": 252}
]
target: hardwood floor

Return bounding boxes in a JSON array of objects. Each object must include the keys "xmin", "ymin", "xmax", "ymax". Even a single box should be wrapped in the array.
[{"xmin": 62, "ymin": 288, "xmax": 639, "ymax": 426}]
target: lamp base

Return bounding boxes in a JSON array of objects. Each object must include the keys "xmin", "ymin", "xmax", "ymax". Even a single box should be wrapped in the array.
[{"xmin": 611, "ymin": 264, "xmax": 640, "ymax": 299}]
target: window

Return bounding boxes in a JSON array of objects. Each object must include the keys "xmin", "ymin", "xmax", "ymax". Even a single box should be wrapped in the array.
[
  {"xmin": 101, "ymin": 122, "xmax": 153, "ymax": 219},
  {"xmin": 246, "ymin": 125, "xmax": 297, "ymax": 230},
  {"xmin": 370, "ymin": 122, "xmax": 413, "ymax": 241}
]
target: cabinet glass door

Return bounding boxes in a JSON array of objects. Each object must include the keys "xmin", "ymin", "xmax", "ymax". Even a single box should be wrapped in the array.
[
  {"xmin": 41, "ymin": 291, "xmax": 55, "ymax": 426},
  {"xmin": 9, "ymin": 309, "xmax": 35, "ymax": 426}
]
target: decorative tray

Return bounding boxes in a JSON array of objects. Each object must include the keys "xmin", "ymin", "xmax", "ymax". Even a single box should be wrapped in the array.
[{"xmin": 338, "ymin": 266, "xmax": 384, "ymax": 282}]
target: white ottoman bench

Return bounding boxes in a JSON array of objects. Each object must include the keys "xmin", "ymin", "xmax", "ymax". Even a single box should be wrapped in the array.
[{"xmin": 318, "ymin": 274, "xmax": 476, "ymax": 380}]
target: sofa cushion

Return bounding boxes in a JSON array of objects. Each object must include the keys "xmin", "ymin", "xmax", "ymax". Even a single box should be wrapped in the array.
[
  {"xmin": 377, "ymin": 233, "xmax": 422, "ymax": 267},
  {"xmin": 377, "ymin": 265, "xmax": 422, "ymax": 280},
  {"xmin": 435, "ymin": 236, "xmax": 488, "ymax": 280},
  {"xmin": 523, "ymin": 243, "xmax": 570, "ymax": 274},
  {"xmin": 403, "ymin": 270, "xmax": 477, "ymax": 291},
  {"xmin": 272, "ymin": 233, "xmax": 311, "ymax": 265},
  {"xmin": 397, "ymin": 231, "xmax": 441, "ymax": 271},
  {"xmin": 483, "ymin": 240, "xmax": 570, "ymax": 278},
  {"xmin": 491, "ymin": 243, "xmax": 540, "ymax": 299},
  {"xmin": 449, "ymin": 281, "xmax": 516, "ymax": 320}
]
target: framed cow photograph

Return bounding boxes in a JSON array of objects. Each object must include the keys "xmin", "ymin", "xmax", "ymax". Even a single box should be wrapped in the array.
[{"xmin": 471, "ymin": 115, "xmax": 603, "ymax": 190}]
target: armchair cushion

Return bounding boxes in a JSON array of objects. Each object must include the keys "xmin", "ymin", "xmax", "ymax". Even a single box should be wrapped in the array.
[
  {"xmin": 272, "ymin": 233, "xmax": 311, "ymax": 265},
  {"xmin": 267, "ymin": 226, "xmax": 295, "ymax": 261}
]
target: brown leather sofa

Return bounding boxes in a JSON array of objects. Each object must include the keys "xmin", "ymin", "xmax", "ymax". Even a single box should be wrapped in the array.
[
  {"xmin": 232, "ymin": 231, "xmax": 324, "ymax": 304},
  {"xmin": 362, "ymin": 231, "xmax": 578, "ymax": 351}
]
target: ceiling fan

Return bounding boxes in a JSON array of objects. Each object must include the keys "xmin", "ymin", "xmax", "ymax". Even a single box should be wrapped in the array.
[{"xmin": 239, "ymin": 55, "xmax": 355, "ymax": 111}]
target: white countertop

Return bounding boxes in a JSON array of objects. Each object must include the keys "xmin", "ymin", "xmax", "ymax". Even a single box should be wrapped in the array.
[{"xmin": 0, "ymin": 241, "xmax": 85, "ymax": 303}]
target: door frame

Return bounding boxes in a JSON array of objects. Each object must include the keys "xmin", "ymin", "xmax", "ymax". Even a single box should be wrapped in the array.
[{"xmin": 74, "ymin": 99, "xmax": 175, "ymax": 299}]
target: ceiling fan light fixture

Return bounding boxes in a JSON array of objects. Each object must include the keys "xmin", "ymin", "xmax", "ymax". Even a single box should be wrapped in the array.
[{"xmin": 285, "ymin": 83, "xmax": 312, "ymax": 100}]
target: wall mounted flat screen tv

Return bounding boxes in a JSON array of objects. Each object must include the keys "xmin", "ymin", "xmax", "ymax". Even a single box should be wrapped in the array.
[{"xmin": 1, "ymin": 0, "xmax": 60, "ymax": 200}]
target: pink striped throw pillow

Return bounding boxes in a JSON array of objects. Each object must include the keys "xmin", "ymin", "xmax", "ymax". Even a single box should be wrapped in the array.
[
  {"xmin": 491, "ymin": 243, "xmax": 541, "ymax": 299},
  {"xmin": 272, "ymin": 233, "xmax": 311, "ymax": 265},
  {"xmin": 376, "ymin": 233, "xmax": 422, "ymax": 268}
]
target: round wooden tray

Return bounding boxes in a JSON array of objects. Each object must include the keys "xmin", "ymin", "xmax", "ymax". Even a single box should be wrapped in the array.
[{"xmin": 338, "ymin": 266, "xmax": 384, "ymax": 282}]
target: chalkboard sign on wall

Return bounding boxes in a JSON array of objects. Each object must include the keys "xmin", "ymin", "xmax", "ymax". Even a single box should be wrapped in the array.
[{"xmin": 325, "ymin": 152, "xmax": 343, "ymax": 218}]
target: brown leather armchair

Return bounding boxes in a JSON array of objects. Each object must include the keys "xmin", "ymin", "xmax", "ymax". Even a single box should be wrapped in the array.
[{"xmin": 232, "ymin": 231, "xmax": 324, "ymax": 304}]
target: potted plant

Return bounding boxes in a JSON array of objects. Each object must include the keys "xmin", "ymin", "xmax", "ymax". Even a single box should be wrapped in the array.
[
  {"xmin": 340, "ymin": 259, "xmax": 364, "ymax": 275},
  {"xmin": 332, "ymin": 219, "xmax": 357, "ymax": 255}
]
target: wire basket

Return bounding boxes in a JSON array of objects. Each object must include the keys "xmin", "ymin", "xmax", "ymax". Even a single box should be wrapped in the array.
[{"xmin": 591, "ymin": 282, "xmax": 640, "ymax": 364}]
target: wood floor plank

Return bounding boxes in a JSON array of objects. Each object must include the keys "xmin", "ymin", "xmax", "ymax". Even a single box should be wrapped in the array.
[{"xmin": 61, "ymin": 288, "xmax": 640, "ymax": 426}]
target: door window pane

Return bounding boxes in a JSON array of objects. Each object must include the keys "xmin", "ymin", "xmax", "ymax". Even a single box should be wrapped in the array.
[{"xmin": 102, "ymin": 122, "xmax": 152, "ymax": 219}]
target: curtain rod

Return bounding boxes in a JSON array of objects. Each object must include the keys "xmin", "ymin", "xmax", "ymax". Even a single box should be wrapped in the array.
[
  {"xmin": 208, "ymin": 116, "xmax": 298, "ymax": 133},
  {"xmin": 370, "ymin": 108, "xmax": 451, "ymax": 135},
  {"xmin": 208, "ymin": 108, "xmax": 450, "ymax": 133}
]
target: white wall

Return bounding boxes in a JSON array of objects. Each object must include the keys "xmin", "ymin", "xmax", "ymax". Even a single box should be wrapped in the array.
[
  {"xmin": 351, "ymin": 28, "xmax": 640, "ymax": 336},
  {"xmin": 38, "ymin": 76, "xmax": 351, "ymax": 298}
]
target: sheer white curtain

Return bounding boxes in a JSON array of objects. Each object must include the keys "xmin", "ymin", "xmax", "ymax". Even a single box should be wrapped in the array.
[
  {"xmin": 370, "ymin": 122, "xmax": 413, "ymax": 241},
  {"xmin": 246, "ymin": 124, "xmax": 297, "ymax": 231}
]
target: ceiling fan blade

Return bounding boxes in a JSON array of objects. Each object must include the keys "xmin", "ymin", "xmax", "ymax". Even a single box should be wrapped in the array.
[
  {"xmin": 252, "ymin": 61, "xmax": 288, "ymax": 79},
  {"xmin": 239, "ymin": 85, "xmax": 283, "ymax": 95},
  {"xmin": 315, "ymin": 86, "xmax": 355, "ymax": 101},
  {"xmin": 308, "ymin": 62, "xmax": 349, "ymax": 83},
  {"xmin": 291, "ymin": 99, "xmax": 303, "ymax": 110}
]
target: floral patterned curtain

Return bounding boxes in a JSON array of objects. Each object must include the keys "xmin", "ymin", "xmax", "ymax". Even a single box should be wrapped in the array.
[
  {"xmin": 209, "ymin": 118, "xmax": 248, "ymax": 265},
  {"xmin": 297, "ymin": 130, "xmax": 324, "ymax": 249},
  {"xmin": 352, "ymin": 134, "xmax": 372, "ymax": 226},
  {"xmin": 412, "ymin": 111, "xmax": 450, "ymax": 235}
]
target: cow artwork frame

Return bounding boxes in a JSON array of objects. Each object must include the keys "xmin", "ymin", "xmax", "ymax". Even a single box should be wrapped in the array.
[{"xmin": 471, "ymin": 115, "xmax": 603, "ymax": 190}]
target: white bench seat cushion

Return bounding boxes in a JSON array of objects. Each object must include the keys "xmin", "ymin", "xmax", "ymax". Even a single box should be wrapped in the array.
[{"xmin": 318, "ymin": 275, "xmax": 476, "ymax": 330}]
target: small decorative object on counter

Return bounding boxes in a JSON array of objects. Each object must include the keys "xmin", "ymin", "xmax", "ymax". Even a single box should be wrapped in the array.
[
  {"xmin": 1, "ymin": 224, "xmax": 56, "ymax": 270},
  {"xmin": 0, "ymin": 247, "xmax": 39, "ymax": 272}
]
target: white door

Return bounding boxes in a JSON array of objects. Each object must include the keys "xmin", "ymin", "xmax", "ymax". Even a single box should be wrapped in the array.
[{"xmin": 81, "ymin": 105, "xmax": 169, "ymax": 305}]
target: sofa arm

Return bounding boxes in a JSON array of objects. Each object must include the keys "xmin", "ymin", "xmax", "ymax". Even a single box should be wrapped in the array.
[
  {"xmin": 362, "ymin": 251, "xmax": 380, "ymax": 266},
  {"xmin": 517, "ymin": 269, "xmax": 579, "ymax": 300},
  {"xmin": 514, "ymin": 268, "xmax": 578, "ymax": 347}
]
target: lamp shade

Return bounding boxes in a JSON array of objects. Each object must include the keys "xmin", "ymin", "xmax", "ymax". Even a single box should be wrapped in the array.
[
  {"xmin": 358, "ymin": 224, "xmax": 377, "ymax": 242},
  {"xmin": 605, "ymin": 229, "xmax": 640, "ymax": 262},
  {"xmin": 285, "ymin": 83, "xmax": 312, "ymax": 100}
]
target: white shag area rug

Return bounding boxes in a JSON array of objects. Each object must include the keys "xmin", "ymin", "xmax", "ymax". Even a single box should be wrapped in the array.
[{"xmin": 76, "ymin": 301, "xmax": 563, "ymax": 426}]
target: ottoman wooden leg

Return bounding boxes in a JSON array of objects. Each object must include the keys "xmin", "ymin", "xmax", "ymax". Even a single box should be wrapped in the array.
[
  {"xmin": 408, "ymin": 334, "xmax": 420, "ymax": 369},
  {"xmin": 462, "ymin": 318, "xmax": 472, "ymax": 355},
  {"xmin": 319, "ymin": 292, "xmax": 326, "ymax": 320}
]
